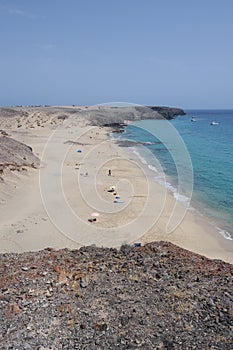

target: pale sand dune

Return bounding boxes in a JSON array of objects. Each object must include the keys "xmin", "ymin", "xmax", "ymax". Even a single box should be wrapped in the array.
[{"xmin": 0, "ymin": 109, "xmax": 233, "ymax": 263}]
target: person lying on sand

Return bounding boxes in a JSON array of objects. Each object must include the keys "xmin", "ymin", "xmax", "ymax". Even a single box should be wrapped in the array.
[{"xmin": 88, "ymin": 218, "xmax": 97, "ymax": 223}]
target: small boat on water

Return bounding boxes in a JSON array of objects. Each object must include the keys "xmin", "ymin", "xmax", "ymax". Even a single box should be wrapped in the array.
[
  {"xmin": 191, "ymin": 117, "xmax": 196, "ymax": 122},
  {"xmin": 210, "ymin": 121, "xmax": 219, "ymax": 125}
]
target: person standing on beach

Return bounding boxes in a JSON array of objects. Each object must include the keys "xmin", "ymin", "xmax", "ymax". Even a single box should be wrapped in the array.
[{"xmin": 108, "ymin": 169, "xmax": 112, "ymax": 176}]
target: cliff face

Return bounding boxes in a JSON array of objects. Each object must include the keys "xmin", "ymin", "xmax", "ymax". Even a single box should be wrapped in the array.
[
  {"xmin": 82, "ymin": 106, "xmax": 185, "ymax": 126},
  {"xmin": 0, "ymin": 242, "xmax": 232, "ymax": 349},
  {"xmin": 147, "ymin": 106, "xmax": 186, "ymax": 119}
]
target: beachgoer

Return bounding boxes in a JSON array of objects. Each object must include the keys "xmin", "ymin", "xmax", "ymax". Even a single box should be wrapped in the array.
[
  {"xmin": 108, "ymin": 169, "xmax": 112, "ymax": 176},
  {"xmin": 88, "ymin": 218, "xmax": 97, "ymax": 223}
]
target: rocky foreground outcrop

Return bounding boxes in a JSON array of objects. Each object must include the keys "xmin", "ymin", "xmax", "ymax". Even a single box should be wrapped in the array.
[{"xmin": 0, "ymin": 242, "xmax": 232, "ymax": 349}]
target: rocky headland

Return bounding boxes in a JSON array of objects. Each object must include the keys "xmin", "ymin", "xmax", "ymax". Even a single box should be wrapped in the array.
[
  {"xmin": 146, "ymin": 106, "xmax": 185, "ymax": 120},
  {"xmin": 0, "ymin": 105, "xmax": 185, "ymax": 175}
]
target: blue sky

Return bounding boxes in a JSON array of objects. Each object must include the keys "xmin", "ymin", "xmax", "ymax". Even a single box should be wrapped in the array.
[{"xmin": 0, "ymin": 0, "xmax": 233, "ymax": 108}]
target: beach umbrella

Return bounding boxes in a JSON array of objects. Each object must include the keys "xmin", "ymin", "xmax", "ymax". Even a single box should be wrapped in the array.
[{"xmin": 91, "ymin": 212, "xmax": 100, "ymax": 217}]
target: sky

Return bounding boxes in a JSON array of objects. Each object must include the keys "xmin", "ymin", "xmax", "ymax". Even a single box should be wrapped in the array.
[{"xmin": 0, "ymin": 0, "xmax": 233, "ymax": 108}]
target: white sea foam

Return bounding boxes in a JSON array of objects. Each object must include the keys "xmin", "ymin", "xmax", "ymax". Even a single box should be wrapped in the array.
[
  {"xmin": 143, "ymin": 141, "xmax": 157, "ymax": 145},
  {"xmin": 187, "ymin": 205, "xmax": 195, "ymax": 211},
  {"xmin": 174, "ymin": 193, "xmax": 190, "ymax": 203},
  {"xmin": 148, "ymin": 164, "xmax": 158, "ymax": 173},
  {"xmin": 132, "ymin": 148, "xmax": 191, "ymax": 208},
  {"xmin": 167, "ymin": 184, "xmax": 190, "ymax": 204},
  {"xmin": 217, "ymin": 228, "xmax": 233, "ymax": 241},
  {"xmin": 132, "ymin": 150, "xmax": 148, "ymax": 165}
]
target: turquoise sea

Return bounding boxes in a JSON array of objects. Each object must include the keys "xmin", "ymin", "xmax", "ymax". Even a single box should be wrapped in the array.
[{"xmin": 115, "ymin": 110, "xmax": 233, "ymax": 240}]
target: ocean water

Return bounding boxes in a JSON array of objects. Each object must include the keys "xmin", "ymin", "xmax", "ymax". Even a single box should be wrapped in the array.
[{"xmin": 114, "ymin": 110, "xmax": 233, "ymax": 239}]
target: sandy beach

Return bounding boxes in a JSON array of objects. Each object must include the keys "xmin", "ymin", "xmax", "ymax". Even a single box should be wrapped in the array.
[{"xmin": 0, "ymin": 106, "xmax": 233, "ymax": 263}]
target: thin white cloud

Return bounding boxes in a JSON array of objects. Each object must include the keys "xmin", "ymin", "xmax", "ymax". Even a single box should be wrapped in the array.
[
  {"xmin": 9, "ymin": 8, "xmax": 35, "ymax": 19},
  {"xmin": 0, "ymin": 4, "xmax": 41, "ymax": 19}
]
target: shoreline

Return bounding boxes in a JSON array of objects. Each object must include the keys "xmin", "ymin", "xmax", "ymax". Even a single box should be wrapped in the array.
[
  {"xmin": 110, "ymin": 121, "xmax": 233, "ymax": 241},
  {"xmin": 131, "ymin": 144, "xmax": 233, "ymax": 242},
  {"xmin": 115, "ymin": 142, "xmax": 233, "ymax": 263},
  {"xmin": 0, "ymin": 111, "xmax": 233, "ymax": 263},
  {"xmin": 109, "ymin": 129, "xmax": 233, "ymax": 263}
]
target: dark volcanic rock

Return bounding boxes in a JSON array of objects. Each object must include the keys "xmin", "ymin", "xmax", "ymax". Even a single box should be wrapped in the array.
[
  {"xmin": 147, "ymin": 106, "xmax": 185, "ymax": 119},
  {"xmin": 0, "ymin": 241, "xmax": 232, "ymax": 349},
  {"xmin": 115, "ymin": 140, "xmax": 161, "ymax": 147}
]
